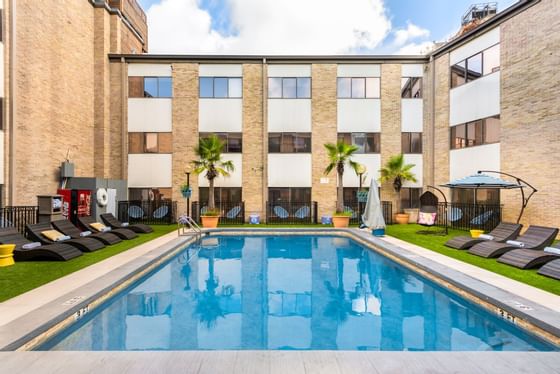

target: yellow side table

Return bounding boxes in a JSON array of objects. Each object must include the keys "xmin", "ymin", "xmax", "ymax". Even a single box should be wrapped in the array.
[{"xmin": 0, "ymin": 244, "xmax": 16, "ymax": 267}]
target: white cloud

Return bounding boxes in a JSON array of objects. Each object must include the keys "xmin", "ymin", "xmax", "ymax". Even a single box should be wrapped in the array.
[
  {"xmin": 393, "ymin": 22, "xmax": 430, "ymax": 46},
  {"xmin": 146, "ymin": 0, "xmax": 391, "ymax": 54}
]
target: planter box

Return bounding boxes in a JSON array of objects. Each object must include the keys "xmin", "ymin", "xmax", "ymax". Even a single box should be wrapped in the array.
[
  {"xmin": 201, "ymin": 216, "xmax": 219, "ymax": 228},
  {"xmin": 332, "ymin": 216, "xmax": 350, "ymax": 228}
]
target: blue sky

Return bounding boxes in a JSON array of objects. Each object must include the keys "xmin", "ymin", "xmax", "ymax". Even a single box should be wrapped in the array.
[{"xmin": 138, "ymin": 0, "xmax": 516, "ymax": 54}]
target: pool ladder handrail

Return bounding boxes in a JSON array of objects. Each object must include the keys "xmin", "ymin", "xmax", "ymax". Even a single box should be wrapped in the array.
[{"xmin": 179, "ymin": 215, "xmax": 203, "ymax": 241}]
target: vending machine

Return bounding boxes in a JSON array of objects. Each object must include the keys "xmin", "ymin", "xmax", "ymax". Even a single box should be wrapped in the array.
[{"xmin": 57, "ymin": 189, "xmax": 92, "ymax": 224}]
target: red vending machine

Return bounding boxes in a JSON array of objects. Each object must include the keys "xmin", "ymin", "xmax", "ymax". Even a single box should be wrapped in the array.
[{"xmin": 57, "ymin": 189, "xmax": 92, "ymax": 224}]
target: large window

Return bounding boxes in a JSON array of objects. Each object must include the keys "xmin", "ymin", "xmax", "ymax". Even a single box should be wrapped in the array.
[
  {"xmin": 450, "ymin": 44, "xmax": 500, "ymax": 88},
  {"xmin": 128, "ymin": 133, "xmax": 172, "ymax": 153},
  {"xmin": 199, "ymin": 133, "xmax": 242, "ymax": 153},
  {"xmin": 199, "ymin": 187, "xmax": 242, "ymax": 203},
  {"xmin": 452, "ymin": 188, "xmax": 500, "ymax": 205},
  {"xmin": 129, "ymin": 188, "xmax": 171, "ymax": 201},
  {"xmin": 401, "ymin": 77, "xmax": 422, "ymax": 98},
  {"xmin": 450, "ymin": 115, "xmax": 500, "ymax": 149},
  {"xmin": 199, "ymin": 77, "xmax": 242, "ymax": 98},
  {"xmin": 400, "ymin": 188, "xmax": 422, "ymax": 209},
  {"xmin": 269, "ymin": 133, "xmax": 311, "ymax": 153},
  {"xmin": 401, "ymin": 132, "xmax": 422, "ymax": 154},
  {"xmin": 268, "ymin": 77, "xmax": 311, "ymax": 98},
  {"xmin": 128, "ymin": 77, "xmax": 172, "ymax": 98},
  {"xmin": 337, "ymin": 133, "xmax": 380, "ymax": 153},
  {"xmin": 269, "ymin": 188, "xmax": 311, "ymax": 203},
  {"xmin": 337, "ymin": 77, "xmax": 380, "ymax": 98}
]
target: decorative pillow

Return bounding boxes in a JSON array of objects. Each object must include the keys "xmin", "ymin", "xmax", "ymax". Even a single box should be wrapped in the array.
[
  {"xmin": 121, "ymin": 222, "xmax": 129, "ymax": 227},
  {"xmin": 22, "ymin": 242, "xmax": 42, "ymax": 249},
  {"xmin": 544, "ymin": 246, "xmax": 560, "ymax": 255},
  {"xmin": 417, "ymin": 212, "xmax": 436, "ymax": 226},
  {"xmin": 506, "ymin": 240, "xmax": 525, "ymax": 247},
  {"xmin": 41, "ymin": 230, "xmax": 65, "ymax": 242},
  {"xmin": 90, "ymin": 222, "xmax": 107, "ymax": 232},
  {"xmin": 479, "ymin": 234, "xmax": 494, "ymax": 240},
  {"xmin": 80, "ymin": 231, "xmax": 92, "ymax": 237}
]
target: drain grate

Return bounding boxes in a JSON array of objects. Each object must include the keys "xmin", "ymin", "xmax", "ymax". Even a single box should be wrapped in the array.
[{"xmin": 62, "ymin": 296, "xmax": 85, "ymax": 306}]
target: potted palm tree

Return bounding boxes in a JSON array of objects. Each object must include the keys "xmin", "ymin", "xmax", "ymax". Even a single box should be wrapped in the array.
[
  {"xmin": 379, "ymin": 154, "xmax": 417, "ymax": 224},
  {"xmin": 324, "ymin": 140, "xmax": 360, "ymax": 228},
  {"xmin": 192, "ymin": 134, "xmax": 234, "ymax": 228}
]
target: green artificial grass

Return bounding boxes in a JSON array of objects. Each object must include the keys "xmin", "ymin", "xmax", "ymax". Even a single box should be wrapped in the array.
[
  {"xmin": 0, "ymin": 225, "xmax": 177, "ymax": 302},
  {"xmin": 385, "ymin": 224, "xmax": 560, "ymax": 296}
]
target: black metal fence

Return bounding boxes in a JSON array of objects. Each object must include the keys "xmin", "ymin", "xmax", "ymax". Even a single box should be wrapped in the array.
[
  {"xmin": 191, "ymin": 201, "xmax": 245, "ymax": 225},
  {"xmin": 117, "ymin": 200, "xmax": 177, "ymax": 225},
  {"xmin": 0, "ymin": 206, "xmax": 38, "ymax": 235},
  {"xmin": 266, "ymin": 201, "xmax": 318, "ymax": 224},
  {"xmin": 434, "ymin": 202, "xmax": 502, "ymax": 232},
  {"xmin": 344, "ymin": 200, "xmax": 393, "ymax": 225}
]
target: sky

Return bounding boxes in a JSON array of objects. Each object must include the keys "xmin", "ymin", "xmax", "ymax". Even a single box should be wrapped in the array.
[{"xmin": 137, "ymin": 0, "xmax": 518, "ymax": 55}]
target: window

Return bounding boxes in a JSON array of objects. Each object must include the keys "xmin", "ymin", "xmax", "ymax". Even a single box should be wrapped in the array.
[
  {"xmin": 450, "ymin": 43, "xmax": 500, "ymax": 88},
  {"xmin": 269, "ymin": 133, "xmax": 311, "ymax": 153},
  {"xmin": 401, "ymin": 188, "xmax": 422, "ymax": 209},
  {"xmin": 401, "ymin": 132, "xmax": 422, "ymax": 153},
  {"xmin": 452, "ymin": 188, "xmax": 500, "ymax": 205},
  {"xmin": 128, "ymin": 133, "xmax": 173, "ymax": 153},
  {"xmin": 199, "ymin": 187, "xmax": 242, "ymax": 203},
  {"xmin": 268, "ymin": 77, "xmax": 311, "ymax": 98},
  {"xmin": 199, "ymin": 133, "xmax": 243, "ymax": 153},
  {"xmin": 129, "ymin": 188, "xmax": 172, "ymax": 201},
  {"xmin": 337, "ymin": 133, "xmax": 380, "ymax": 153},
  {"xmin": 450, "ymin": 115, "xmax": 500, "ymax": 149},
  {"xmin": 128, "ymin": 77, "xmax": 172, "ymax": 98},
  {"xmin": 337, "ymin": 77, "xmax": 379, "ymax": 98},
  {"xmin": 268, "ymin": 188, "xmax": 311, "ymax": 203},
  {"xmin": 199, "ymin": 77, "xmax": 242, "ymax": 98},
  {"xmin": 401, "ymin": 77, "xmax": 422, "ymax": 98}
]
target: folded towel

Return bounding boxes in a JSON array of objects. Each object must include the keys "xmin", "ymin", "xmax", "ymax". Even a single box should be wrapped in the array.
[
  {"xmin": 121, "ymin": 222, "xmax": 129, "ymax": 227},
  {"xmin": 506, "ymin": 240, "xmax": 525, "ymax": 247},
  {"xmin": 479, "ymin": 234, "xmax": 494, "ymax": 240},
  {"xmin": 544, "ymin": 246, "xmax": 560, "ymax": 256},
  {"xmin": 57, "ymin": 235, "xmax": 72, "ymax": 242},
  {"xmin": 80, "ymin": 231, "xmax": 92, "ymax": 237},
  {"xmin": 22, "ymin": 242, "xmax": 42, "ymax": 249},
  {"xmin": 101, "ymin": 227, "xmax": 112, "ymax": 232}
]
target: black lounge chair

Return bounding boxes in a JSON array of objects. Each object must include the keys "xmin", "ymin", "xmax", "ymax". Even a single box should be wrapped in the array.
[
  {"xmin": 51, "ymin": 219, "xmax": 122, "ymax": 245},
  {"xmin": 26, "ymin": 222, "xmax": 105, "ymax": 252},
  {"xmin": 445, "ymin": 222, "xmax": 522, "ymax": 250},
  {"xmin": 538, "ymin": 256, "xmax": 560, "ymax": 280},
  {"xmin": 0, "ymin": 227, "xmax": 82, "ymax": 261},
  {"xmin": 468, "ymin": 226, "xmax": 558, "ymax": 259},
  {"xmin": 78, "ymin": 216, "xmax": 138, "ymax": 240},
  {"xmin": 100, "ymin": 213, "xmax": 153, "ymax": 233},
  {"xmin": 498, "ymin": 242, "xmax": 560, "ymax": 269}
]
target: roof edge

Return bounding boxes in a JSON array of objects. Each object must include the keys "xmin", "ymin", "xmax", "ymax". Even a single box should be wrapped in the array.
[{"xmin": 108, "ymin": 54, "xmax": 429, "ymax": 63}]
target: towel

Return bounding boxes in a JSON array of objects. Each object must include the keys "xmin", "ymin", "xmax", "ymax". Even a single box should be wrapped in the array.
[
  {"xmin": 102, "ymin": 227, "xmax": 112, "ymax": 232},
  {"xmin": 57, "ymin": 235, "xmax": 72, "ymax": 242},
  {"xmin": 80, "ymin": 231, "xmax": 92, "ymax": 237},
  {"xmin": 22, "ymin": 242, "xmax": 42, "ymax": 249},
  {"xmin": 479, "ymin": 234, "xmax": 494, "ymax": 240},
  {"xmin": 506, "ymin": 240, "xmax": 525, "ymax": 247},
  {"xmin": 121, "ymin": 222, "xmax": 129, "ymax": 227},
  {"xmin": 544, "ymin": 246, "xmax": 560, "ymax": 256}
]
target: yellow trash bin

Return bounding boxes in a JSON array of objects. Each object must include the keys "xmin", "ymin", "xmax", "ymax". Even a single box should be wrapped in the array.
[
  {"xmin": 470, "ymin": 229, "xmax": 484, "ymax": 238},
  {"xmin": 0, "ymin": 244, "xmax": 16, "ymax": 267}
]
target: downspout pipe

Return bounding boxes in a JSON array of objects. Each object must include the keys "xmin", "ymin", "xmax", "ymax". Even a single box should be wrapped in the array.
[{"xmin": 8, "ymin": 0, "xmax": 16, "ymax": 205}]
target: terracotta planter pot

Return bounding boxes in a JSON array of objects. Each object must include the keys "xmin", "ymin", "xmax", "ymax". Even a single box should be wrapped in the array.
[
  {"xmin": 332, "ymin": 216, "xmax": 350, "ymax": 228},
  {"xmin": 201, "ymin": 216, "xmax": 219, "ymax": 228},
  {"xmin": 395, "ymin": 213, "xmax": 410, "ymax": 225}
]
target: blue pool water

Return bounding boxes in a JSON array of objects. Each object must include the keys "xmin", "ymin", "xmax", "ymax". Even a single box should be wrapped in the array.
[{"xmin": 38, "ymin": 236, "xmax": 557, "ymax": 351}]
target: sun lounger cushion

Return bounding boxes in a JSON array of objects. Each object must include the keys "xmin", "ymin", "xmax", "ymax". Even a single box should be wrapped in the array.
[
  {"xmin": 544, "ymin": 246, "xmax": 560, "ymax": 255},
  {"xmin": 506, "ymin": 240, "xmax": 525, "ymax": 247},
  {"xmin": 479, "ymin": 234, "xmax": 494, "ymax": 240},
  {"xmin": 41, "ymin": 230, "xmax": 67, "ymax": 242},
  {"xmin": 22, "ymin": 242, "xmax": 42, "ymax": 249},
  {"xmin": 418, "ymin": 212, "xmax": 436, "ymax": 225},
  {"xmin": 90, "ymin": 222, "xmax": 108, "ymax": 232}
]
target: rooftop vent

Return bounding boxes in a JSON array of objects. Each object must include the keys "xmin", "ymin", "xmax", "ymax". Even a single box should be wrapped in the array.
[{"xmin": 462, "ymin": 2, "xmax": 498, "ymax": 25}]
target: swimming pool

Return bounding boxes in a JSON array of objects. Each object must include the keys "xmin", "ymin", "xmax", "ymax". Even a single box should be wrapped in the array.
[{"xmin": 37, "ymin": 235, "xmax": 557, "ymax": 351}]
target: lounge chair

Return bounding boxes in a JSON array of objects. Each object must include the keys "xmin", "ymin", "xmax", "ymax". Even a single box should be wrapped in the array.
[
  {"xmin": 294, "ymin": 206, "xmax": 310, "ymax": 219},
  {"xmin": 470, "ymin": 210, "xmax": 494, "ymax": 226},
  {"xmin": 468, "ymin": 226, "xmax": 558, "ymax": 258},
  {"xmin": 416, "ymin": 191, "xmax": 440, "ymax": 234},
  {"xmin": 498, "ymin": 242, "xmax": 560, "ymax": 269},
  {"xmin": 51, "ymin": 219, "xmax": 122, "ymax": 245},
  {"xmin": 153, "ymin": 205, "xmax": 169, "ymax": 219},
  {"xmin": 445, "ymin": 222, "xmax": 522, "ymax": 250},
  {"xmin": 78, "ymin": 216, "xmax": 138, "ymax": 240},
  {"xmin": 128, "ymin": 205, "xmax": 145, "ymax": 219},
  {"xmin": 273, "ymin": 206, "xmax": 289, "ymax": 219},
  {"xmin": 537, "ymin": 256, "xmax": 560, "ymax": 280},
  {"xmin": 0, "ymin": 227, "xmax": 82, "ymax": 261},
  {"xmin": 226, "ymin": 206, "xmax": 241, "ymax": 219},
  {"xmin": 100, "ymin": 213, "xmax": 153, "ymax": 233},
  {"xmin": 26, "ymin": 222, "xmax": 105, "ymax": 252}
]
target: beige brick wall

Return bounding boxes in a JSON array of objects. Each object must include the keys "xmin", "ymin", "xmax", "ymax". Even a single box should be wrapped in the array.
[
  {"xmin": 242, "ymin": 64, "xmax": 265, "ymax": 219},
  {"xmin": 311, "ymin": 64, "xmax": 337, "ymax": 218},
  {"xmin": 500, "ymin": 0, "xmax": 560, "ymax": 232},
  {"xmin": 109, "ymin": 61, "xmax": 126, "ymax": 180},
  {"xmin": 422, "ymin": 61, "xmax": 434, "ymax": 187},
  {"xmin": 171, "ymin": 63, "xmax": 199, "ymax": 214}
]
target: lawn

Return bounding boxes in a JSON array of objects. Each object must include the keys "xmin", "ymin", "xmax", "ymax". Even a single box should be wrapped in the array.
[
  {"xmin": 0, "ymin": 225, "xmax": 177, "ymax": 302},
  {"xmin": 386, "ymin": 224, "xmax": 560, "ymax": 296}
]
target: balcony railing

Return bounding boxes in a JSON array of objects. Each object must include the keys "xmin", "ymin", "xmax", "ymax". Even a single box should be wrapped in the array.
[
  {"xmin": 266, "ymin": 201, "xmax": 318, "ymax": 224},
  {"xmin": 343, "ymin": 200, "xmax": 393, "ymax": 225},
  {"xmin": 191, "ymin": 201, "xmax": 245, "ymax": 225},
  {"xmin": 117, "ymin": 200, "xmax": 177, "ymax": 225},
  {"xmin": 0, "ymin": 206, "xmax": 38, "ymax": 235}
]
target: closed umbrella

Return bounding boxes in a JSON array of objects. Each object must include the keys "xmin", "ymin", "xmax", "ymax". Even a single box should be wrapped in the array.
[{"xmin": 362, "ymin": 178, "xmax": 386, "ymax": 236}]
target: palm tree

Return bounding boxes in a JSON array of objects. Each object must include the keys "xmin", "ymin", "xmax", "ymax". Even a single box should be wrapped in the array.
[
  {"xmin": 192, "ymin": 135, "xmax": 234, "ymax": 210},
  {"xmin": 324, "ymin": 140, "xmax": 360, "ymax": 213},
  {"xmin": 379, "ymin": 154, "xmax": 417, "ymax": 213}
]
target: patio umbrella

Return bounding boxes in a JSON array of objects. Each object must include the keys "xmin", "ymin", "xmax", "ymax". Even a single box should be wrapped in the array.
[{"xmin": 362, "ymin": 178, "xmax": 385, "ymax": 230}]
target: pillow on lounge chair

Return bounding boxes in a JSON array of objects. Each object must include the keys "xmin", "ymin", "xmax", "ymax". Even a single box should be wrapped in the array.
[
  {"xmin": 90, "ymin": 222, "xmax": 108, "ymax": 232},
  {"xmin": 41, "ymin": 230, "xmax": 66, "ymax": 242},
  {"xmin": 22, "ymin": 242, "xmax": 42, "ymax": 249},
  {"xmin": 80, "ymin": 231, "xmax": 92, "ymax": 237},
  {"xmin": 417, "ymin": 212, "xmax": 436, "ymax": 226},
  {"xmin": 544, "ymin": 246, "xmax": 560, "ymax": 255},
  {"xmin": 479, "ymin": 234, "xmax": 494, "ymax": 240},
  {"xmin": 506, "ymin": 240, "xmax": 525, "ymax": 247}
]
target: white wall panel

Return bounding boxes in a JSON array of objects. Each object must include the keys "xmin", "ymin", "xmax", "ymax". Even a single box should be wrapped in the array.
[
  {"xmin": 198, "ymin": 153, "xmax": 242, "ymax": 187},
  {"xmin": 199, "ymin": 99, "xmax": 242, "ymax": 132},
  {"xmin": 268, "ymin": 154, "xmax": 312, "ymax": 187},
  {"xmin": 403, "ymin": 154, "xmax": 423, "ymax": 188},
  {"xmin": 337, "ymin": 64, "xmax": 380, "ymax": 77},
  {"xmin": 401, "ymin": 99, "xmax": 423, "ymax": 132},
  {"xmin": 199, "ymin": 64, "xmax": 242, "ymax": 77},
  {"xmin": 449, "ymin": 143, "xmax": 500, "ymax": 181},
  {"xmin": 128, "ymin": 99, "xmax": 172, "ymax": 132},
  {"xmin": 128, "ymin": 154, "xmax": 172, "ymax": 187},
  {"xmin": 337, "ymin": 99, "xmax": 381, "ymax": 132},
  {"xmin": 342, "ymin": 154, "xmax": 381, "ymax": 188},
  {"xmin": 401, "ymin": 64, "xmax": 424, "ymax": 77},
  {"xmin": 268, "ymin": 65, "xmax": 311, "ymax": 77},
  {"xmin": 450, "ymin": 27, "xmax": 500, "ymax": 65},
  {"xmin": 128, "ymin": 63, "xmax": 172, "ymax": 76},
  {"xmin": 268, "ymin": 100, "xmax": 311, "ymax": 132},
  {"xmin": 450, "ymin": 72, "xmax": 500, "ymax": 125}
]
